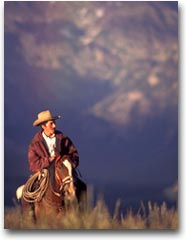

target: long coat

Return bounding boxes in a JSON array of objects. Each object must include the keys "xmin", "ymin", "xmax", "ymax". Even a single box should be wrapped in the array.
[{"xmin": 28, "ymin": 130, "xmax": 79, "ymax": 173}]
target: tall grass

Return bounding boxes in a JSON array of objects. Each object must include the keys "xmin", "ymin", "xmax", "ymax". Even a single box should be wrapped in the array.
[{"xmin": 4, "ymin": 196, "xmax": 178, "ymax": 230}]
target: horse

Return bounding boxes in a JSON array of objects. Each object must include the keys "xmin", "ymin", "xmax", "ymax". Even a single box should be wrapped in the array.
[{"xmin": 21, "ymin": 156, "xmax": 77, "ymax": 223}]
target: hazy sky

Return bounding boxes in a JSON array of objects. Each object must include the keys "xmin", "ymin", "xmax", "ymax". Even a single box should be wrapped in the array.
[{"xmin": 4, "ymin": 1, "xmax": 178, "ymax": 206}]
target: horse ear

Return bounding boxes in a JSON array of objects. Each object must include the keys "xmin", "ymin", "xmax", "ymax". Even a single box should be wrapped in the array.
[
  {"xmin": 61, "ymin": 155, "xmax": 70, "ymax": 162},
  {"xmin": 55, "ymin": 155, "xmax": 67, "ymax": 167},
  {"xmin": 55, "ymin": 155, "xmax": 62, "ymax": 163},
  {"xmin": 55, "ymin": 155, "xmax": 70, "ymax": 168}
]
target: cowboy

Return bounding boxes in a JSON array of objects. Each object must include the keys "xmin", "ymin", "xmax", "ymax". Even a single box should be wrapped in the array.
[
  {"xmin": 28, "ymin": 110, "xmax": 79, "ymax": 172},
  {"xmin": 17, "ymin": 110, "xmax": 87, "ymax": 208}
]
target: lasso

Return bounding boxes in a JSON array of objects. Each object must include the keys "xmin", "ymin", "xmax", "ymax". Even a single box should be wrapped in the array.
[{"xmin": 22, "ymin": 169, "xmax": 49, "ymax": 203}]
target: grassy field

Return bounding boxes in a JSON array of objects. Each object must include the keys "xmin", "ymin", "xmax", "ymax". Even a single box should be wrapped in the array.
[{"xmin": 4, "ymin": 196, "xmax": 178, "ymax": 230}]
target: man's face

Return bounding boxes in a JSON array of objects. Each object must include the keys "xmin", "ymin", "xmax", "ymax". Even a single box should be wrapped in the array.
[{"xmin": 42, "ymin": 120, "xmax": 56, "ymax": 137}]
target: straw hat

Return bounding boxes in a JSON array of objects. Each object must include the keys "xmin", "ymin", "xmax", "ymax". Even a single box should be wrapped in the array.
[{"xmin": 33, "ymin": 110, "xmax": 61, "ymax": 126}]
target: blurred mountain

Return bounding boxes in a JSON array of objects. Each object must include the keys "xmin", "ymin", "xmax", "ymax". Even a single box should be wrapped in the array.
[
  {"xmin": 4, "ymin": 1, "xmax": 178, "ymax": 125},
  {"xmin": 4, "ymin": 2, "xmax": 178, "ymax": 189}
]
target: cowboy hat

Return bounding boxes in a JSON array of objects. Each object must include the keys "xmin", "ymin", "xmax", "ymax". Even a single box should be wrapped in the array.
[{"xmin": 33, "ymin": 110, "xmax": 61, "ymax": 126}]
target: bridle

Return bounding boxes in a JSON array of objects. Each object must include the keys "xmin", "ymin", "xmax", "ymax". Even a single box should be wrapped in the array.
[
  {"xmin": 43, "ymin": 160, "xmax": 75, "ymax": 208},
  {"xmin": 54, "ymin": 159, "xmax": 75, "ymax": 197},
  {"xmin": 52, "ymin": 175, "xmax": 74, "ymax": 197}
]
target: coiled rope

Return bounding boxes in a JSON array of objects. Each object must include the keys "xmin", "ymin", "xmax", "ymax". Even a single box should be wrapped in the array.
[{"xmin": 22, "ymin": 169, "xmax": 49, "ymax": 203}]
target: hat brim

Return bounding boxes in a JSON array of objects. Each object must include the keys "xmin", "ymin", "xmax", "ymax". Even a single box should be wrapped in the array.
[{"xmin": 33, "ymin": 115, "xmax": 61, "ymax": 126}]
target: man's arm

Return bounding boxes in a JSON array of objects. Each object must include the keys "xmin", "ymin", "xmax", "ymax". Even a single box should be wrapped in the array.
[{"xmin": 28, "ymin": 142, "xmax": 51, "ymax": 172}]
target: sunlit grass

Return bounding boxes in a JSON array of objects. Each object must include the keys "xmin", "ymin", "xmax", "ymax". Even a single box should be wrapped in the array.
[{"xmin": 4, "ymin": 195, "xmax": 178, "ymax": 230}]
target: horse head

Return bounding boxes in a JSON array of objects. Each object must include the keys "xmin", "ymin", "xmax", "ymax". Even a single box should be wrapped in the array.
[{"xmin": 54, "ymin": 156, "xmax": 76, "ymax": 202}]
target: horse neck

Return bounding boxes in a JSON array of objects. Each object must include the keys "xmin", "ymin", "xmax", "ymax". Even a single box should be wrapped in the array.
[{"xmin": 45, "ymin": 162, "xmax": 62, "ymax": 202}]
